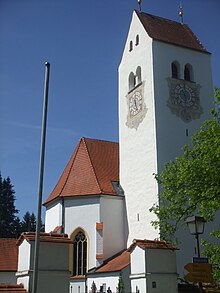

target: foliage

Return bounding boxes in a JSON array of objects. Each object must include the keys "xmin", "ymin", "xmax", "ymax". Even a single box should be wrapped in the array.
[
  {"xmin": 202, "ymin": 230, "xmax": 220, "ymax": 286},
  {"xmin": 150, "ymin": 88, "xmax": 220, "ymax": 283},
  {"xmin": 0, "ymin": 174, "xmax": 44, "ymax": 238},
  {"xmin": 0, "ymin": 174, "xmax": 20, "ymax": 238},
  {"xmin": 20, "ymin": 211, "xmax": 36, "ymax": 232},
  {"xmin": 117, "ymin": 275, "xmax": 125, "ymax": 293}
]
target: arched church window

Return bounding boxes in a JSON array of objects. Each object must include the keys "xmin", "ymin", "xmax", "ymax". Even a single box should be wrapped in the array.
[
  {"xmin": 129, "ymin": 72, "xmax": 135, "ymax": 91},
  {"xmin": 73, "ymin": 231, "xmax": 87, "ymax": 276},
  {"xmin": 136, "ymin": 66, "xmax": 142, "ymax": 84},
  {"xmin": 129, "ymin": 40, "xmax": 133, "ymax": 52},
  {"xmin": 135, "ymin": 34, "xmax": 139, "ymax": 46},
  {"xmin": 171, "ymin": 61, "xmax": 179, "ymax": 79},
  {"xmin": 184, "ymin": 64, "xmax": 193, "ymax": 81}
]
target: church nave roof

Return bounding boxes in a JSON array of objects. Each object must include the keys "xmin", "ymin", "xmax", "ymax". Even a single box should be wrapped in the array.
[{"xmin": 44, "ymin": 137, "xmax": 119, "ymax": 205}]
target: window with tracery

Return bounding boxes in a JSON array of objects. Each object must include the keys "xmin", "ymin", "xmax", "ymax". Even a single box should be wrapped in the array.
[{"xmin": 73, "ymin": 231, "xmax": 87, "ymax": 276}]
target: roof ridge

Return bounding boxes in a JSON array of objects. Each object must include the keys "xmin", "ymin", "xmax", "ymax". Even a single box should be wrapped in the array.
[
  {"xmin": 134, "ymin": 9, "xmax": 207, "ymax": 54},
  {"xmin": 82, "ymin": 138, "xmax": 102, "ymax": 194},
  {"xmin": 82, "ymin": 136, "xmax": 118, "ymax": 145},
  {"xmin": 135, "ymin": 10, "xmax": 181, "ymax": 25}
]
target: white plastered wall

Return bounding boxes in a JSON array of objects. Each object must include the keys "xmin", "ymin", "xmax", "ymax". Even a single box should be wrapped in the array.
[
  {"xmin": 45, "ymin": 200, "xmax": 62, "ymax": 232},
  {"xmin": 119, "ymin": 11, "xmax": 159, "ymax": 245},
  {"xmin": 17, "ymin": 240, "xmax": 31, "ymax": 272},
  {"xmin": 100, "ymin": 196, "xmax": 126, "ymax": 260},
  {"xmin": 64, "ymin": 196, "xmax": 100, "ymax": 270},
  {"xmin": 153, "ymin": 40, "xmax": 213, "ymax": 174}
]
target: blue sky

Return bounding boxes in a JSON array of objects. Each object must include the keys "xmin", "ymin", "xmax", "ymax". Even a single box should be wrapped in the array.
[{"xmin": 0, "ymin": 0, "xmax": 219, "ymax": 219}]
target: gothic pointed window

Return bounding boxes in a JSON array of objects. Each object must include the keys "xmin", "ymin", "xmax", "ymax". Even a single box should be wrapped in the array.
[
  {"xmin": 171, "ymin": 62, "xmax": 179, "ymax": 79},
  {"xmin": 73, "ymin": 231, "xmax": 87, "ymax": 276}
]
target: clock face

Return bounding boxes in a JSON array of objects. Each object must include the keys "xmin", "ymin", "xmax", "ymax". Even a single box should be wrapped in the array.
[
  {"xmin": 129, "ymin": 91, "xmax": 143, "ymax": 116},
  {"xmin": 167, "ymin": 78, "xmax": 203, "ymax": 123},
  {"xmin": 174, "ymin": 84, "xmax": 196, "ymax": 108}
]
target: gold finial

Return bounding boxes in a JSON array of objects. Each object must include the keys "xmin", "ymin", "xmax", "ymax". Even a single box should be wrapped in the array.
[
  {"xmin": 138, "ymin": 0, "xmax": 142, "ymax": 12},
  {"xmin": 179, "ymin": 0, "xmax": 184, "ymax": 24}
]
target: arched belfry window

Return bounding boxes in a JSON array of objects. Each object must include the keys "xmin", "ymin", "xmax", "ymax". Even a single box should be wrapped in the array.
[
  {"xmin": 171, "ymin": 61, "xmax": 179, "ymax": 79},
  {"xmin": 129, "ymin": 40, "xmax": 133, "ymax": 52},
  {"xmin": 135, "ymin": 34, "xmax": 139, "ymax": 46},
  {"xmin": 73, "ymin": 231, "xmax": 87, "ymax": 276},
  {"xmin": 184, "ymin": 64, "xmax": 193, "ymax": 81},
  {"xmin": 129, "ymin": 72, "xmax": 135, "ymax": 91},
  {"xmin": 136, "ymin": 66, "xmax": 142, "ymax": 85}
]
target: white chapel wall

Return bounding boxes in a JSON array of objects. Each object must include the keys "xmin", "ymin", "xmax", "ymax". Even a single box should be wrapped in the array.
[
  {"xmin": 45, "ymin": 200, "xmax": 62, "ymax": 232},
  {"xmin": 100, "ymin": 196, "xmax": 126, "ymax": 259},
  {"xmin": 64, "ymin": 196, "xmax": 100, "ymax": 270}
]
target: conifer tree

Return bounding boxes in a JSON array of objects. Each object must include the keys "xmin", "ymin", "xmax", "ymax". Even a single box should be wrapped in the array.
[
  {"xmin": 0, "ymin": 174, "xmax": 20, "ymax": 238},
  {"xmin": 20, "ymin": 211, "xmax": 36, "ymax": 232}
]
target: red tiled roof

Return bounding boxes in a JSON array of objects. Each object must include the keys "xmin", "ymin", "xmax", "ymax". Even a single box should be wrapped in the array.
[
  {"xmin": 95, "ymin": 250, "xmax": 130, "ymax": 273},
  {"xmin": 17, "ymin": 232, "xmax": 72, "ymax": 246},
  {"xmin": 44, "ymin": 137, "xmax": 119, "ymax": 205},
  {"xmin": 0, "ymin": 284, "xmax": 27, "ymax": 292},
  {"xmin": 128, "ymin": 239, "xmax": 178, "ymax": 251},
  {"xmin": 52, "ymin": 225, "xmax": 62, "ymax": 233},
  {"xmin": 135, "ymin": 11, "xmax": 208, "ymax": 53},
  {"xmin": 70, "ymin": 275, "xmax": 86, "ymax": 280},
  {"xmin": 0, "ymin": 239, "xmax": 18, "ymax": 272}
]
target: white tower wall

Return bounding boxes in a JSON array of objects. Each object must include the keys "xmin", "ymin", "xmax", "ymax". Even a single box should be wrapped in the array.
[
  {"xmin": 119, "ymin": 12, "xmax": 159, "ymax": 244},
  {"xmin": 153, "ymin": 41, "xmax": 213, "ymax": 174},
  {"xmin": 119, "ymin": 11, "xmax": 214, "ymax": 246}
]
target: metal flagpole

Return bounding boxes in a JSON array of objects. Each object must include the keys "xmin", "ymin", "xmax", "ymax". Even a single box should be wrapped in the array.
[{"xmin": 32, "ymin": 62, "xmax": 50, "ymax": 293}]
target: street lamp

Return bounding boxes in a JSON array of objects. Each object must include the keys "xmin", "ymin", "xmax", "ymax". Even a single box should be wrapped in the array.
[
  {"xmin": 185, "ymin": 216, "xmax": 206, "ymax": 257},
  {"xmin": 185, "ymin": 216, "xmax": 206, "ymax": 293}
]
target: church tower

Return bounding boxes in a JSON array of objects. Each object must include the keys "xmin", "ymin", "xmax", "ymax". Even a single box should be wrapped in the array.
[{"xmin": 119, "ymin": 10, "xmax": 213, "ymax": 245}]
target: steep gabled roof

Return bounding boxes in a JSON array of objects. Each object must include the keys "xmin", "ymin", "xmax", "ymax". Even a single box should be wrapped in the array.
[
  {"xmin": 0, "ymin": 239, "xmax": 18, "ymax": 272},
  {"xmin": 135, "ymin": 10, "xmax": 208, "ymax": 53},
  {"xmin": 44, "ymin": 138, "xmax": 119, "ymax": 205}
]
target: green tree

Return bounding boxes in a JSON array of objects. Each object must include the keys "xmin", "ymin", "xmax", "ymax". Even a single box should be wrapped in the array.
[
  {"xmin": 20, "ymin": 211, "xmax": 44, "ymax": 233},
  {"xmin": 0, "ymin": 174, "xmax": 21, "ymax": 238},
  {"xmin": 117, "ymin": 275, "xmax": 125, "ymax": 293},
  {"xmin": 20, "ymin": 211, "xmax": 36, "ymax": 232},
  {"xmin": 150, "ymin": 88, "xmax": 220, "ymax": 283}
]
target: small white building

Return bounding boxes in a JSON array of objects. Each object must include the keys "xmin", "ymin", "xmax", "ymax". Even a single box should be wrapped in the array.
[
  {"xmin": 129, "ymin": 240, "xmax": 178, "ymax": 293},
  {"xmin": 16, "ymin": 232, "xmax": 71, "ymax": 293}
]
